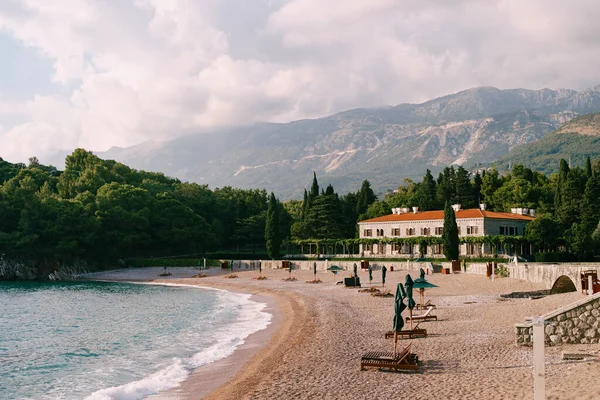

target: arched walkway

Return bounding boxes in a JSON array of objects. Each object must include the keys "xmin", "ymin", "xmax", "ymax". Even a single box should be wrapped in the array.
[{"xmin": 550, "ymin": 275, "xmax": 577, "ymax": 294}]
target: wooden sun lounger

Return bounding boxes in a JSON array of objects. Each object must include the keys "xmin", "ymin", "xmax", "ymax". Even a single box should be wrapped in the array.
[
  {"xmin": 406, "ymin": 306, "xmax": 437, "ymax": 322},
  {"xmin": 360, "ymin": 343, "xmax": 419, "ymax": 372},
  {"xmin": 384, "ymin": 324, "xmax": 428, "ymax": 339},
  {"xmin": 416, "ymin": 300, "xmax": 436, "ymax": 310}
]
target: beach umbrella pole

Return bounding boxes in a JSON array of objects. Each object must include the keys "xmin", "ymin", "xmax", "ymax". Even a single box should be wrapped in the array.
[
  {"xmin": 409, "ymin": 309, "xmax": 413, "ymax": 330},
  {"xmin": 393, "ymin": 332, "xmax": 398, "ymax": 356}
]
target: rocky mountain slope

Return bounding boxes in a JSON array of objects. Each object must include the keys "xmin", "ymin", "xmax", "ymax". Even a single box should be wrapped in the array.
[
  {"xmin": 495, "ymin": 112, "xmax": 600, "ymax": 174},
  {"xmin": 99, "ymin": 85, "xmax": 600, "ymax": 199}
]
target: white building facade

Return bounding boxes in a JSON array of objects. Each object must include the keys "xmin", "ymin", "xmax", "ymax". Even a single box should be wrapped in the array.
[{"xmin": 357, "ymin": 205, "xmax": 535, "ymax": 258}]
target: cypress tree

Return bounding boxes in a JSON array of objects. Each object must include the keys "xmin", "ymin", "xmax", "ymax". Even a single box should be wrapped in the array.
[
  {"xmin": 442, "ymin": 201, "xmax": 459, "ymax": 261},
  {"xmin": 473, "ymin": 171, "xmax": 483, "ymax": 205},
  {"xmin": 301, "ymin": 189, "xmax": 308, "ymax": 220},
  {"xmin": 265, "ymin": 192, "xmax": 280, "ymax": 259},
  {"xmin": 309, "ymin": 171, "xmax": 319, "ymax": 200},
  {"xmin": 586, "ymin": 156, "xmax": 593, "ymax": 179},
  {"xmin": 554, "ymin": 158, "xmax": 570, "ymax": 212}
]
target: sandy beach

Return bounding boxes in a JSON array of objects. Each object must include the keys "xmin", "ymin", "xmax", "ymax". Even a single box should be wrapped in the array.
[{"xmin": 89, "ymin": 266, "xmax": 600, "ymax": 400}]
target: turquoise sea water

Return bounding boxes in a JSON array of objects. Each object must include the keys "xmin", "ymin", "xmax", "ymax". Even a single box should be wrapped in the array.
[{"xmin": 0, "ymin": 281, "xmax": 271, "ymax": 400}]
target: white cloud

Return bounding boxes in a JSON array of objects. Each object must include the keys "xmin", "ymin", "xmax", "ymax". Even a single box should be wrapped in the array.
[{"xmin": 0, "ymin": 0, "xmax": 600, "ymax": 164}]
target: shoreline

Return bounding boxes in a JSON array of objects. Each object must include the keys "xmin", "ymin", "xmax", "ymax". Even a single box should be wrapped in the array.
[
  {"xmin": 83, "ymin": 267, "xmax": 600, "ymax": 400},
  {"xmin": 86, "ymin": 267, "xmax": 310, "ymax": 400},
  {"xmin": 149, "ymin": 290, "xmax": 286, "ymax": 400}
]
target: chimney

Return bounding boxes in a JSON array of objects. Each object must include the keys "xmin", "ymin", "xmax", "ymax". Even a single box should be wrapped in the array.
[
  {"xmin": 529, "ymin": 209, "xmax": 536, "ymax": 217},
  {"xmin": 412, "ymin": 206, "xmax": 419, "ymax": 214},
  {"xmin": 511, "ymin": 208, "xmax": 517, "ymax": 214},
  {"xmin": 391, "ymin": 208, "xmax": 396, "ymax": 214},
  {"xmin": 479, "ymin": 203, "xmax": 486, "ymax": 211},
  {"xmin": 522, "ymin": 207, "xmax": 529, "ymax": 215},
  {"xmin": 402, "ymin": 207, "xmax": 410, "ymax": 214},
  {"xmin": 451, "ymin": 204, "xmax": 461, "ymax": 212}
]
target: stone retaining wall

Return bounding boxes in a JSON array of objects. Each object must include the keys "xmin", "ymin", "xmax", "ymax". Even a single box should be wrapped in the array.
[
  {"xmin": 515, "ymin": 292, "xmax": 600, "ymax": 346},
  {"xmin": 236, "ymin": 259, "xmax": 432, "ymax": 274}
]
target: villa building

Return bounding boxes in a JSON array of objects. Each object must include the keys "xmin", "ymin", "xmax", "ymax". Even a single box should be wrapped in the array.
[{"xmin": 357, "ymin": 204, "xmax": 535, "ymax": 258}]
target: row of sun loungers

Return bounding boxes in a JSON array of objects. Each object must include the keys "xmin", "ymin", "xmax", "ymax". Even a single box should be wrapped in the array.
[{"xmin": 361, "ymin": 307, "xmax": 439, "ymax": 372}]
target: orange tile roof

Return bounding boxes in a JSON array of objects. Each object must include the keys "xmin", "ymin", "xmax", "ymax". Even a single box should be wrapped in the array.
[{"xmin": 359, "ymin": 208, "xmax": 535, "ymax": 223}]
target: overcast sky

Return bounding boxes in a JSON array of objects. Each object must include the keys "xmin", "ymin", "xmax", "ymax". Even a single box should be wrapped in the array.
[{"xmin": 1, "ymin": 0, "xmax": 600, "ymax": 164}]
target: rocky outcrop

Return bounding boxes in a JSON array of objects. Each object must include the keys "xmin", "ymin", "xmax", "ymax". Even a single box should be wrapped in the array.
[{"xmin": 0, "ymin": 259, "xmax": 91, "ymax": 280}]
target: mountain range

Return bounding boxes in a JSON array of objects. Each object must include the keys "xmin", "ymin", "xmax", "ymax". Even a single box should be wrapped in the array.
[{"xmin": 99, "ymin": 85, "xmax": 600, "ymax": 199}]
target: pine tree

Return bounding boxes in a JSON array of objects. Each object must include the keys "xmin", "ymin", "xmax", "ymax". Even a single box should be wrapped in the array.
[
  {"xmin": 416, "ymin": 169, "xmax": 436, "ymax": 211},
  {"xmin": 265, "ymin": 193, "xmax": 280, "ymax": 259},
  {"xmin": 356, "ymin": 180, "xmax": 377, "ymax": 216},
  {"xmin": 442, "ymin": 201, "xmax": 459, "ymax": 261},
  {"xmin": 455, "ymin": 166, "xmax": 474, "ymax": 209},
  {"xmin": 436, "ymin": 166, "xmax": 456, "ymax": 206}
]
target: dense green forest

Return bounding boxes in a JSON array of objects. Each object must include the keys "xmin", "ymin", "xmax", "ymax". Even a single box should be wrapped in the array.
[
  {"xmin": 0, "ymin": 149, "xmax": 293, "ymax": 277},
  {"xmin": 1, "ymin": 149, "xmax": 600, "ymax": 279}
]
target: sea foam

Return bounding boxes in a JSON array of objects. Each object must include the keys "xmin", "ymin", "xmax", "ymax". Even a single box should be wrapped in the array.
[{"xmin": 85, "ymin": 283, "xmax": 272, "ymax": 400}]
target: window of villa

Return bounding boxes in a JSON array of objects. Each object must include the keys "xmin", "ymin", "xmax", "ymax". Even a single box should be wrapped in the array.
[
  {"xmin": 509, "ymin": 227, "xmax": 515, "ymax": 235},
  {"xmin": 406, "ymin": 228, "xmax": 415, "ymax": 236},
  {"xmin": 364, "ymin": 229, "xmax": 372, "ymax": 237},
  {"xmin": 364, "ymin": 243, "xmax": 373, "ymax": 251},
  {"xmin": 392, "ymin": 243, "xmax": 400, "ymax": 252},
  {"xmin": 466, "ymin": 243, "xmax": 476, "ymax": 255},
  {"xmin": 433, "ymin": 244, "xmax": 442, "ymax": 254},
  {"xmin": 466, "ymin": 226, "xmax": 479, "ymax": 235},
  {"xmin": 392, "ymin": 228, "xmax": 400, "ymax": 236},
  {"xmin": 500, "ymin": 226, "xmax": 506, "ymax": 235},
  {"xmin": 434, "ymin": 227, "xmax": 443, "ymax": 235},
  {"xmin": 377, "ymin": 229, "xmax": 384, "ymax": 237}
]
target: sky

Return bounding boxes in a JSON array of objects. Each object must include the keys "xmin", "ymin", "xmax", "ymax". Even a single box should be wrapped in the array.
[{"xmin": 1, "ymin": 0, "xmax": 600, "ymax": 165}]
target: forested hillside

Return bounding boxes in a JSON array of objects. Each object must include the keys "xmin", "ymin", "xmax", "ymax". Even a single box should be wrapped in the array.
[
  {"xmin": 2, "ymin": 149, "xmax": 600, "ymax": 279},
  {"xmin": 0, "ymin": 150, "xmax": 291, "ymax": 278},
  {"xmin": 495, "ymin": 112, "xmax": 600, "ymax": 174}
]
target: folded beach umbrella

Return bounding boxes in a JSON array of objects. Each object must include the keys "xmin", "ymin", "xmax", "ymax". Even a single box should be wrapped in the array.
[
  {"xmin": 381, "ymin": 265, "xmax": 387, "ymax": 288},
  {"xmin": 405, "ymin": 274, "xmax": 416, "ymax": 329},
  {"xmin": 368, "ymin": 266, "xmax": 373, "ymax": 286},
  {"xmin": 392, "ymin": 283, "xmax": 407, "ymax": 354},
  {"xmin": 259, "ymin": 260, "xmax": 262, "ymax": 276},
  {"xmin": 288, "ymin": 261, "xmax": 293, "ymax": 276},
  {"xmin": 353, "ymin": 263, "xmax": 358, "ymax": 278},
  {"xmin": 313, "ymin": 261, "xmax": 317, "ymax": 278}
]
